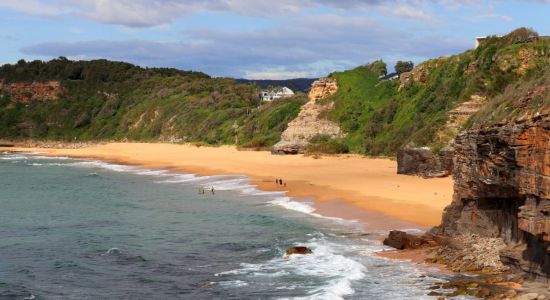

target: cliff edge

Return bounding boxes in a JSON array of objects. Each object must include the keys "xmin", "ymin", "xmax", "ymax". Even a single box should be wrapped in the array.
[
  {"xmin": 436, "ymin": 85, "xmax": 550, "ymax": 277},
  {"xmin": 272, "ymin": 77, "xmax": 342, "ymax": 154}
]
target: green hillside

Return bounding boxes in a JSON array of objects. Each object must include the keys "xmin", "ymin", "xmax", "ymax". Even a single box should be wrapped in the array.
[
  {"xmin": 325, "ymin": 28, "xmax": 550, "ymax": 155},
  {"xmin": 0, "ymin": 58, "xmax": 306, "ymax": 148},
  {"xmin": 1, "ymin": 28, "xmax": 548, "ymax": 155}
]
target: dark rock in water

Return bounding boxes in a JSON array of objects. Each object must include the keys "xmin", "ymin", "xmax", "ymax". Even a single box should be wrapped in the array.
[
  {"xmin": 396, "ymin": 145, "xmax": 454, "ymax": 178},
  {"xmin": 383, "ymin": 230, "xmax": 434, "ymax": 250},
  {"xmin": 286, "ymin": 246, "xmax": 313, "ymax": 255},
  {"xmin": 0, "ymin": 143, "xmax": 14, "ymax": 147}
]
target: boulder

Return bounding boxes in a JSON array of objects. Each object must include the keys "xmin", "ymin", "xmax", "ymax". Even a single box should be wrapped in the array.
[
  {"xmin": 271, "ymin": 141, "xmax": 307, "ymax": 155},
  {"xmin": 286, "ymin": 246, "xmax": 313, "ymax": 255},
  {"xmin": 383, "ymin": 230, "xmax": 433, "ymax": 250},
  {"xmin": 397, "ymin": 145, "xmax": 454, "ymax": 178}
]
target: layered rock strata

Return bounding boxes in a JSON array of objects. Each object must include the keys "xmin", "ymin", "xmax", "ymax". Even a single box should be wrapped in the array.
[
  {"xmin": 398, "ymin": 95, "xmax": 486, "ymax": 178},
  {"xmin": 437, "ymin": 110, "xmax": 550, "ymax": 277},
  {"xmin": 272, "ymin": 77, "xmax": 342, "ymax": 154}
]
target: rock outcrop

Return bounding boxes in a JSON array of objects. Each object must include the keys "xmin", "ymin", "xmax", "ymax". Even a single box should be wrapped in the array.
[
  {"xmin": 397, "ymin": 145, "xmax": 454, "ymax": 178},
  {"xmin": 439, "ymin": 95, "xmax": 486, "ymax": 141},
  {"xmin": 437, "ymin": 110, "xmax": 550, "ymax": 277},
  {"xmin": 286, "ymin": 246, "xmax": 313, "ymax": 255},
  {"xmin": 272, "ymin": 77, "xmax": 342, "ymax": 154},
  {"xmin": 383, "ymin": 230, "xmax": 436, "ymax": 249},
  {"xmin": 398, "ymin": 95, "xmax": 486, "ymax": 178},
  {"xmin": 0, "ymin": 80, "xmax": 62, "ymax": 104}
]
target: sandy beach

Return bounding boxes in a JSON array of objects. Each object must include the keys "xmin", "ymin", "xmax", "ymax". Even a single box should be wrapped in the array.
[{"xmin": 1, "ymin": 142, "xmax": 453, "ymax": 228}]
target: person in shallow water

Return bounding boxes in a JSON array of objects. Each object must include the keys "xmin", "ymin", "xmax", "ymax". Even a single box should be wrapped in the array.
[{"xmin": 211, "ymin": 187, "xmax": 215, "ymax": 194}]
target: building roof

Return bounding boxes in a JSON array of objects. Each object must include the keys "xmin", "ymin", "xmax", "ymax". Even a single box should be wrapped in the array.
[{"xmin": 379, "ymin": 72, "xmax": 399, "ymax": 81}]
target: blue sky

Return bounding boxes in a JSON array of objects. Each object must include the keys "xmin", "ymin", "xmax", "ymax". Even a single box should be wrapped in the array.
[{"xmin": 0, "ymin": 0, "xmax": 549, "ymax": 79}]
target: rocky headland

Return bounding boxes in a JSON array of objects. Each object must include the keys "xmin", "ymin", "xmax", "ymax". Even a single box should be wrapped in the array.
[
  {"xmin": 386, "ymin": 105, "xmax": 550, "ymax": 298},
  {"xmin": 272, "ymin": 77, "xmax": 342, "ymax": 154}
]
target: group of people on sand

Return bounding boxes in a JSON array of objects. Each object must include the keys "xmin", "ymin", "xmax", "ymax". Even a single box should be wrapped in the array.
[
  {"xmin": 199, "ymin": 187, "xmax": 215, "ymax": 195},
  {"xmin": 275, "ymin": 178, "xmax": 286, "ymax": 187}
]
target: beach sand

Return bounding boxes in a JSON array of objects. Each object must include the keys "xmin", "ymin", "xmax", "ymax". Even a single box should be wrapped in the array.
[{"xmin": 1, "ymin": 143, "xmax": 453, "ymax": 229}]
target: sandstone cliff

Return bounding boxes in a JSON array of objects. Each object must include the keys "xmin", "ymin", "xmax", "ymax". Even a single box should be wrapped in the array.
[
  {"xmin": 437, "ymin": 108, "xmax": 550, "ymax": 277},
  {"xmin": 0, "ymin": 80, "xmax": 62, "ymax": 104},
  {"xmin": 272, "ymin": 77, "xmax": 342, "ymax": 154},
  {"xmin": 396, "ymin": 95, "xmax": 486, "ymax": 178}
]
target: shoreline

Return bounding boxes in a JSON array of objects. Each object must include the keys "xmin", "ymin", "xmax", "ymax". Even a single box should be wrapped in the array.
[
  {"xmin": 11, "ymin": 144, "xmax": 540, "ymax": 298},
  {"xmin": 0, "ymin": 142, "xmax": 453, "ymax": 230}
]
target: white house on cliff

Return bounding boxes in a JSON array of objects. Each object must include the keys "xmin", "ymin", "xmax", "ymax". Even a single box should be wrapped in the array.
[{"xmin": 262, "ymin": 87, "xmax": 294, "ymax": 102}]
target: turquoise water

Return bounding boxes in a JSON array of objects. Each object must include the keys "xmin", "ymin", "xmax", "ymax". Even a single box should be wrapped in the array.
[{"xmin": 0, "ymin": 152, "xmax": 446, "ymax": 299}]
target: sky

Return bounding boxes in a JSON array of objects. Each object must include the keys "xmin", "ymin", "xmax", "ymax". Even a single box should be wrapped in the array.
[{"xmin": 0, "ymin": 0, "xmax": 549, "ymax": 79}]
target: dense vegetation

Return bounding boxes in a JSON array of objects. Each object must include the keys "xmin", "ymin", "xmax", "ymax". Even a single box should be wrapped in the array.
[
  {"xmin": 0, "ymin": 58, "xmax": 306, "ymax": 148},
  {"xmin": 324, "ymin": 28, "xmax": 550, "ymax": 155},
  {"xmin": 1, "ymin": 28, "xmax": 548, "ymax": 156}
]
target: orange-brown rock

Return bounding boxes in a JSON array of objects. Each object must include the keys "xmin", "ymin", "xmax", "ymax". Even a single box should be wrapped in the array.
[
  {"xmin": 308, "ymin": 77, "xmax": 338, "ymax": 101},
  {"xmin": 1, "ymin": 80, "xmax": 62, "ymax": 103},
  {"xmin": 437, "ymin": 108, "xmax": 550, "ymax": 277},
  {"xmin": 286, "ymin": 246, "xmax": 313, "ymax": 255}
]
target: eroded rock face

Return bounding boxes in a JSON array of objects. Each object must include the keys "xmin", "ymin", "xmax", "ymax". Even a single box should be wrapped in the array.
[
  {"xmin": 272, "ymin": 77, "xmax": 342, "ymax": 154},
  {"xmin": 0, "ymin": 80, "xmax": 62, "ymax": 103},
  {"xmin": 440, "ymin": 95, "xmax": 486, "ymax": 140},
  {"xmin": 437, "ymin": 111, "xmax": 550, "ymax": 277},
  {"xmin": 397, "ymin": 145, "xmax": 454, "ymax": 178}
]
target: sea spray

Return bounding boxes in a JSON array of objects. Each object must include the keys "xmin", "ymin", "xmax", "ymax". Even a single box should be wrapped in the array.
[{"xmin": 0, "ymin": 152, "xmax": 446, "ymax": 299}]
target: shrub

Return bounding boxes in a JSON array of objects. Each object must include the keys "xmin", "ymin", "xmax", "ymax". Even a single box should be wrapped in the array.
[
  {"xmin": 395, "ymin": 61, "xmax": 414, "ymax": 74},
  {"xmin": 306, "ymin": 135, "xmax": 350, "ymax": 154}
]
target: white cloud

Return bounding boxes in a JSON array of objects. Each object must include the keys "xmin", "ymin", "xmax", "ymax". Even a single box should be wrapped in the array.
[
  {"xmin": 0, "ymin": 0, "xmax": 67, "ymax": 16},
  {"xmin": 20, "ymin": 14, "xmax": 471, "ymax": 77},
  {"xmin": 467, "ymin": 13, "xmax": 514, "ymax": 22},
  {"xmin": 0, "ymin": 0, "xmax": 473, "ymax": 27},
  {"xmin": 243, "ymin": 69, "xmax": 312, "ymax": 80}
]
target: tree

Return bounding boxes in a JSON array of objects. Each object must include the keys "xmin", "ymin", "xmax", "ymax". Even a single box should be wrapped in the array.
[
  {"xmin": 504, "ymin": 27, "xmax": 539, "ymax": 45},
  {"xmin": 366, "ymin": 60, "xmax": 387, "ymax": 77},
  {"xmin": 395, "ymin": 61, "xmax": 414, "ymax": 74}
]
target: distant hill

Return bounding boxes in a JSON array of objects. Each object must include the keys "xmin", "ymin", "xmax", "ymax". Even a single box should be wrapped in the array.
[
  {"xmin": 1, "ymin": 28, "xmax": 549, "ymax": 156},
  {"xmin": 236, "ymin": 78, "xmax": 317, "ymax": 93},
  {"xmin": 0, "ymin": 58, "xmax": 306, "ymax": 148}
]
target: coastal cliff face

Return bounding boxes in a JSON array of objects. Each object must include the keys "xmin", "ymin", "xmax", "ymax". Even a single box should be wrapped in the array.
[
  {"xmin": 272, "ymin": 77, "xmax": 342, "ymax": 154},
  {"xmin": 438, "ymin": 110, "xmax": 550, "ymax": 277},
  {"xmin": 396, "ymin": 95, "xmax": 486, "ymax": 178},
  {"xmin": 0, "ymin": 80, "xmax": 62, "ymax": 104}
]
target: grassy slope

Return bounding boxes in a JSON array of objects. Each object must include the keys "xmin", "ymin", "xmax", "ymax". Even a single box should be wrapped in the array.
[
  {"xmin": 0, "ymin": 58, "xmax": 306, "ymax": 148},
  {"xmin": 2, "ymin": 29, "xmax": 549, "ymax": 155},
  {"xmin": 326, "ymin": 32, "xmax": 550, "ymax": 156}
]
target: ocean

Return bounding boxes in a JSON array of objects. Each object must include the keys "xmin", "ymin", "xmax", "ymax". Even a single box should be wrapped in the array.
[{"xmin": 0, "ymin": 151, "xmax": 449, "ymax": 299}]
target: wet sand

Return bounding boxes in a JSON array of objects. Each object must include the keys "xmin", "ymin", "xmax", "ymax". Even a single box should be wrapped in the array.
[{"xmin": 1, "ymin": 142, "xmax": 453, "ymax": 228}]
